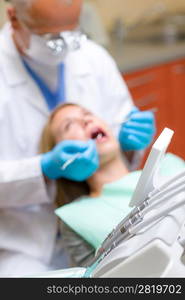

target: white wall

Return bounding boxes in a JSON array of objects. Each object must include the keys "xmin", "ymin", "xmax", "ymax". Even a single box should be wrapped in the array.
[{"xmin": 91, "ymin": 0, "xmax": 185, "ymax": 30}]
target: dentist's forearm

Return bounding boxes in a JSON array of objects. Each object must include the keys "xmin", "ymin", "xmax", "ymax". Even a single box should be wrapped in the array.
[{"xmin": 0, "ymin": 156, "xmax": 50, "ymax": 208}]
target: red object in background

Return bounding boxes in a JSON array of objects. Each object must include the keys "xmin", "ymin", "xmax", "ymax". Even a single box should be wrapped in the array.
[{"xmin": 122, "ymin": 58, "xmax": 185, "ymax": 168}]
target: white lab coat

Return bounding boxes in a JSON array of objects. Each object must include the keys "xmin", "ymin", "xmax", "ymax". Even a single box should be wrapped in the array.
[{"xmin": 0, "ymin": 23, "xmax": 133, "ymax": 277}]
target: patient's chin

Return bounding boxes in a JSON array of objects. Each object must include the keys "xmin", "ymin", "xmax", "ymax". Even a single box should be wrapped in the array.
[
  {"xmin": 98, "ymin": 143, "xmax": 119, "ymax": 162},
  {"xmin": 99, "ymin": 138, "xmax": 119, "ymax": 150}
]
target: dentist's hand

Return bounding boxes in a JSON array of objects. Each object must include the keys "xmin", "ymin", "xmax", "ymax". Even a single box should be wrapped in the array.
[
  {"xmin": 119, "ymin": 107, "xmax": 156, "ymax": 151},
  {"xmin": 41, "ymin": 139, "xmax": 99, "ymax": 181}
]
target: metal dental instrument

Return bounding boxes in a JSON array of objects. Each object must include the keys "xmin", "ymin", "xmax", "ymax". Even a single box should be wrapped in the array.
[
  {"xmin": 145, "ymin": 177, "xmax": 185, "ymax": 205},
  {"xmin": 95, "ymin": 176, "xmax": 185, "ymax": 259},
  {"xmin": 98, "ymin": 192, "xmax": 185, "ymax": 264},
  {"xmin": 142, "ymin": 184, "xmax": 185, "ymax": 214},
  {"xmin": 94, "ymin": 202, "xmax": 148, "ymax": 260},
  {"xmin": 125, "ymin": 196, "xmax": 185, "ymax": 238},
  {"xmin": 148, "ymin": 169, "xmax": 185, "ymax": 198},
  {"xmin": 61, "ymin": 153, "xmax": 81, "ymax": 171},
  {"xmin": 112, "ymin": 108, "xmax": 158, "ymax": 127}
]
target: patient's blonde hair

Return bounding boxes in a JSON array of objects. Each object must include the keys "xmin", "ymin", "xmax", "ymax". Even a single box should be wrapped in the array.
[{"xmin": 39, "ymin": 103, "xmax": 90, "ymax": 207}]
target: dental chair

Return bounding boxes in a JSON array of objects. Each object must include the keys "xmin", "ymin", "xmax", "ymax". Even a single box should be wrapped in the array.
[{"xmin": 35, "ymin": 128, "xmax": 185, "ymax": 278}]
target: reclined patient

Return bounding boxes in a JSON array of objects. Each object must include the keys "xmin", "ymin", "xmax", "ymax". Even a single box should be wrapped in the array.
[{"xmin": 40, "ymin": 103, "xmax": 185, "ymax": 267}]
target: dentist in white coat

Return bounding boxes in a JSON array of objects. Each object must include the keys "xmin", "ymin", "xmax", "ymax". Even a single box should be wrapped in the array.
[{"xmin": 0, "ymin": 0, "xmax": 155, "ymax": 277}]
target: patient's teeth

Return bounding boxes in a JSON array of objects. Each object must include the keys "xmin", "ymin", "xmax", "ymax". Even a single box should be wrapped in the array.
[{"xmin": 96, "ymin": 133, "xmax": 103, "ymax": 140}]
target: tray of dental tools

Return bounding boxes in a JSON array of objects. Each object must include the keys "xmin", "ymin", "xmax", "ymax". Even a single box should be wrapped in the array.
[{"xmin": 89, "ymin": 128, "xmax": 185, "ymax": 271}]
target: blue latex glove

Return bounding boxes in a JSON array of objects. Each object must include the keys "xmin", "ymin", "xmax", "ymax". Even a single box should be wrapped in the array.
[
  {"xmin": 41, "ymin": 139, "xmax": 99, "ymax": 181},
  {"xmin": 119, "ymin": 107, "xmax": 156, "ymax": 151}
]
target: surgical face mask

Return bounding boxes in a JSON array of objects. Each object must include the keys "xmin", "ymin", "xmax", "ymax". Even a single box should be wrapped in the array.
[{"xmin": 24, "ymin": 30, "xmax": 87, "ymax": 66}]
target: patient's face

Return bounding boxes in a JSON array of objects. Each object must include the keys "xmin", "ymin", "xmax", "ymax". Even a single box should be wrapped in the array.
[{"xmin": 51, "ymin": 105, "xmax": 120, "ymax": 162}]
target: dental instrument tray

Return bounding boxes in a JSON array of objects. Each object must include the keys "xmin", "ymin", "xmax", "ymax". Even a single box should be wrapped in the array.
[{"xmin": 89, "ymin": 127, "xmax": 185, "ymax": 277}]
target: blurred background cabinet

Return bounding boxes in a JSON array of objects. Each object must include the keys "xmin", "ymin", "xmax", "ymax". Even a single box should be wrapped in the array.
[
  {"xmin": 123, "ymin": 58, "xmax": 185, "ymax": 166},
  {"xmin": 168, "ymin": 58, "xmax": 185, "ymax": 158}
]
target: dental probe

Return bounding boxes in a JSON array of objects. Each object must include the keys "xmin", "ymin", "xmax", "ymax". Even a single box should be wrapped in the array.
[
  {"xmin": 61, "ymin": 153, "xmax": 81, "ymax": 170},
  {"xmin": 112, "ymin": 108, "xmax": 158, "ymax": 127}
]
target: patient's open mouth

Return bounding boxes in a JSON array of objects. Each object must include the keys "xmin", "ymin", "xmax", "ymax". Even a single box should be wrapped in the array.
[{"xmin": 90, "ymin": 127, "xmax": 108, "ymax": 143}]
